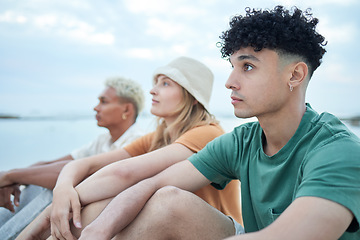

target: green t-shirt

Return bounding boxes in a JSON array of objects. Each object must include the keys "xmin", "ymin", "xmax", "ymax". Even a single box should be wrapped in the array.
[{"xmin": 189, "ymin": 104, "xmax": 360, "ymax": 239}]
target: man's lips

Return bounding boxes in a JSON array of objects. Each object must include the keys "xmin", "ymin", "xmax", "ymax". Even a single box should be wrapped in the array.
[{"xmin": 231, "ymin": 95, "xmax": 243, "ymax": 104}]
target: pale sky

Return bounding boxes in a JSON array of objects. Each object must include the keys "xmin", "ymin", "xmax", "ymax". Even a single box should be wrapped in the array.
[{"xmin": 0, "ymin": 0, "xmax": 359, "ymax": 118}]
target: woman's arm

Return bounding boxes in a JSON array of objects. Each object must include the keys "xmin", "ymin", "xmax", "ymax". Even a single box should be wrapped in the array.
[
  {"xmin": 54, "ymin": 148, "xmax": 132, "ymax": 192},
  {"xmin": 76, "ymin": 143, "xmax": 194, "ymax": 204},
  {"xmin": 51, "ymin": 143, "xmax": 194, "ymax": 238}
]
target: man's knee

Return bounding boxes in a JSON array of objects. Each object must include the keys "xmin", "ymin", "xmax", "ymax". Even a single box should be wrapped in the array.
[
  {"xmin": 115, "ymin": 186, "xmax": 191, "ymax": 239},
  {"xmin": 148, "ymin": 186, "xmax": 193, "ymax": 221},
  {"xmin": 153, "ymin": 185, "xmax": 185, "ymax": 199}
]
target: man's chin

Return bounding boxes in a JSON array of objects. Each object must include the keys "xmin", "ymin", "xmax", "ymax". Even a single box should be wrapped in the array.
[{"xmin": 234, "ymin": 110, "xmax": 252, "ymax": 119}]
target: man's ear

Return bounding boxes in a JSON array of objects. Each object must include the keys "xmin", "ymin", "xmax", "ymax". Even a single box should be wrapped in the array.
[
  {"xmin": 122, "ymin": 102, "xmax": 135, "ymax": 119},
  {"xmin": 289, "ymin": 62, "xmax": 308, "ymax": 88}
]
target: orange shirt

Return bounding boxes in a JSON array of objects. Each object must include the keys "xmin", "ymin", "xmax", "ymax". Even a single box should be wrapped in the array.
[{"xmin": 124, "ymin": 123, "xmax": 242, "ymax": 224}]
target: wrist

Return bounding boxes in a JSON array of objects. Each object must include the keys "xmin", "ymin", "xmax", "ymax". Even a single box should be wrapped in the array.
[
  {"xmin": 83, "ymin": 221, "xmax": 114, "ymax": 240},
  {"xmin": 0, "ymin": 171, "xmax": 14, "ymax": 187},
  {"xmin": 53, "ymin": 181, "xmax": 74, "ymax": 193}
]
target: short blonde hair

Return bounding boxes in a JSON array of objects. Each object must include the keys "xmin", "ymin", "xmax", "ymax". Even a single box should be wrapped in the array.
[{"xmin": 105, "ymin": 77, "xmax": 145, "ymax": 117}]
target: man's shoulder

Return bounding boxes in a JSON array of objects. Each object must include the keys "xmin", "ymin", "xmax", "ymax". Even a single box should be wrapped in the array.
[
  {"xmin": 310, "ymin": 111, "xmax": 360, "ymax": 144},
  {"xmin": 211, "ymin": 121, "xmax": 261, "ymax": 149},
  {"xmin": 231, "ymin": 121, "xmax": 261, "ymax": 138}
]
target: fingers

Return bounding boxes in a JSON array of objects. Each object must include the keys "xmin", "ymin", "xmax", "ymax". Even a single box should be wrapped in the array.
[
  {"xmin": 72, "ymin": 199, "xmax": 82, "ymax": 229},
  {"xmin": 51, "ymin": 217, "xmax": 77, "ymax": 240},
  {"xmin": 50, "ymin": 190, "xmax": 82, "ymax": 239},
  {"xmin": 0, "ymin": 185, "xmax": 19, "ymax": 212},
  {"xmin": 50, "ymin": 207, "xmax": 73, "ymax": 240},
  {"xmin": 12, "ymin": 184, "xmax": 21, "ymax": 207},
  {"xmin": 4, "ymin": 198, "xmax": 15, "ymax": 213}
]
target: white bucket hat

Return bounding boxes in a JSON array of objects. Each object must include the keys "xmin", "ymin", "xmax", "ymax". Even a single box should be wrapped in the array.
[{"xmin": 153, "ymin": 56, "xmax": 214, "ymax": 112}]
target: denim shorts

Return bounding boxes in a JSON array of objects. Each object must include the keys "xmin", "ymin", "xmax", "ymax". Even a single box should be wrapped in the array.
[{"xmin": 228, "ymin": 216, "xmax": 245, "ymax": 235}]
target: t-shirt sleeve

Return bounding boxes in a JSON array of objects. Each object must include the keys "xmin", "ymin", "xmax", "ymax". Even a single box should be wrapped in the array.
[
  {"xmin": 175, "ymin": 124, "xmax": 224, "ymax": 153},
  {"xmin": 123, "ymin": 132, "xmax": 155, "ymax": 157},
  {"xmin": 71, "ymin": 137, "xmax": 99, "ymax": 159},
  {"xmin": 189, "ymin": 131, "xmax": 239, "ymax": 190},
  {"xmin": 296, "ymin": 136, "xmax": 360, "ymax": 232}
]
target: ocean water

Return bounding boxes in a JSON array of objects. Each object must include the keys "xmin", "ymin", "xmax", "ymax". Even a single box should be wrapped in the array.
[{"xmin": 1, "ymin": 115, "xmax": 359, "ymax": 171}]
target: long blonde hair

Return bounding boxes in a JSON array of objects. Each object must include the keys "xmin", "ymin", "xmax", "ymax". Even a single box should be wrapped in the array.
[{"xmin": 149, "ymin": 87, "xmax": 218, "ymax": 151}]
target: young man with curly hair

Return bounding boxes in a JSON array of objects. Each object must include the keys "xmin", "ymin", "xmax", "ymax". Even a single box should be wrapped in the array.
[{"xmin": 53, "ymin": 6, "xmax": 359, "ymax": 239}]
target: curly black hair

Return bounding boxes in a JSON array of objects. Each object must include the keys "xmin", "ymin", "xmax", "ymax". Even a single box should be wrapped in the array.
[{"xmin": 219, "ymin": 5, "xmax": 327, "ymax": 77}]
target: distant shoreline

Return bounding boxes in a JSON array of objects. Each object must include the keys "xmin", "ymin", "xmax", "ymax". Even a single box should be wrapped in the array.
[
  {"xmin": 0, "ymin": 115, "xmax": 19, "ymax": 119},
  {"xmin": 341, "ymin": 116, "xmax": 360, "ymax": 127},
  {"xmin": 1, "ymin": 114, "xmax": 360, "ymax": 126}
]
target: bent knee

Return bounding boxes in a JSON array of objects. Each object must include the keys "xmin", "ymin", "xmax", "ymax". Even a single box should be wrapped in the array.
[
  {"xmin": 149, "ymin": 186, "xmax": 198, "ymax": 217},
  {"xmin": 152, "ymin": 186, "xmax": 189, "ymax": 203}
]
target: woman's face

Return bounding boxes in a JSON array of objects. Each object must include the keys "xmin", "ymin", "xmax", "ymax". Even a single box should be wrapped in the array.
[{"xmin": 150, "ymin": 75, "xmax": 184, "ymax": 124}]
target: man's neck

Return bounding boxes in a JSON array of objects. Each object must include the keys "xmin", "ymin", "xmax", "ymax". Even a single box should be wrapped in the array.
[
  {"xmin": 259, "ymin": 103, "xmax": 306, "ymax": 156},
  {"xmin": 108, "ymin": 121, "xmax": 135, "ymax": 143}
]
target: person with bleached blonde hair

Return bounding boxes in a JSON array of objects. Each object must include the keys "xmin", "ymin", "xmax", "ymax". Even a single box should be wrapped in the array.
[{"xmin": 0, "ymin": 76, "xmax": 145, "ymax": 239}]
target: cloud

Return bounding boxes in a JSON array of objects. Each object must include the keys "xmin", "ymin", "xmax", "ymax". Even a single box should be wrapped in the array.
[
  {"xmin": 315, "ymin": 60, "xmax": 354, "ymax": 84},
  {"xmin": 0, "ymin": 10, "xmax": 115, "ymax": 45},
  {"xmin": 33, "ymin": 14, "xmax": 57, "ymax": 28},
  {"xmin": 55, "ymin": 17, "xmax": 115, "ymax": 45},
  {"xmin": 124, "ymin": 44, "xmax": 190, "ymax": 60},
  {"xmin": 274, "ymin": 0, "xmax": 357, "ymax": 6},
  {"xmin": 0, "ymin": 10, "xmax": 27, "ymax": 23},
  {"xmin": 318, "ymin": 17, "xmax": 357, "ymax": 44},
  {"xmin": 145, "ymin": 17, "xmax": 188, "ymax": 41},
  {"xmin": 123, "ymin": 0, "xmax": 206, "ymax": 17},
  {"xmin": 124, "ymin": 48, "xmax": 159, "ymax": 60},
  {"xmin": 123, "ymin": 0, "xmax": 170, "ymax": 14}
]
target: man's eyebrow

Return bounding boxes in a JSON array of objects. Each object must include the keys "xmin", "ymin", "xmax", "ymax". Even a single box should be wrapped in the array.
[
  {"xmin": 229, "ymin": 54, "xmax": 260, "ymax": 66},
  {"xmin": 237, "ymin": 54, "xmax": 260, "ymax": 61}
]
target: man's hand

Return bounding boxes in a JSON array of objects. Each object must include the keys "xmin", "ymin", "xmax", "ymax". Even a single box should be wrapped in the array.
[{"xmin": 0, "ymin": 184, "xmax": 21, "ymax": 212}]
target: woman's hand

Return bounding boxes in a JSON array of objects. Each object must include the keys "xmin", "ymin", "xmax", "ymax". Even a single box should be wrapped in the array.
[{"xmin": 50, "ymin": 185, "xmax": 82, "ymax": 240}]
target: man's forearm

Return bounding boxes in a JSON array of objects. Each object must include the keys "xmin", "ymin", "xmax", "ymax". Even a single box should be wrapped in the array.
[
  {"xmin": 81, "ymin": 178, "xmax": 159, "ymax": 239},
  {"xmin": 5, "ymin": 160, "xmax": 72, "ymax": 189}
]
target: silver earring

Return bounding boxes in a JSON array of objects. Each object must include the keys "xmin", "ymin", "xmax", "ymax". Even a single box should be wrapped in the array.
[{"xmin": 289, "ymin": 83, "xmax": 293, "ymax": 92}]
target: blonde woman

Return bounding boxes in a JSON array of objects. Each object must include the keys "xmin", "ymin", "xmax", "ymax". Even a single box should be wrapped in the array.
[{"xmin": 18, "ymin": 57, "xmax": 241, "ymax": 240}]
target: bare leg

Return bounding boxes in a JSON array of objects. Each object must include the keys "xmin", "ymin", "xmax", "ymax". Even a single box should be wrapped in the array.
[
  {"xmin": 115, "ymin": 186, "xmax": 236, "ymax": 240},
  {"xmin": 16, "ymin": 205, "xmax": 52, "ymax": 240}
]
